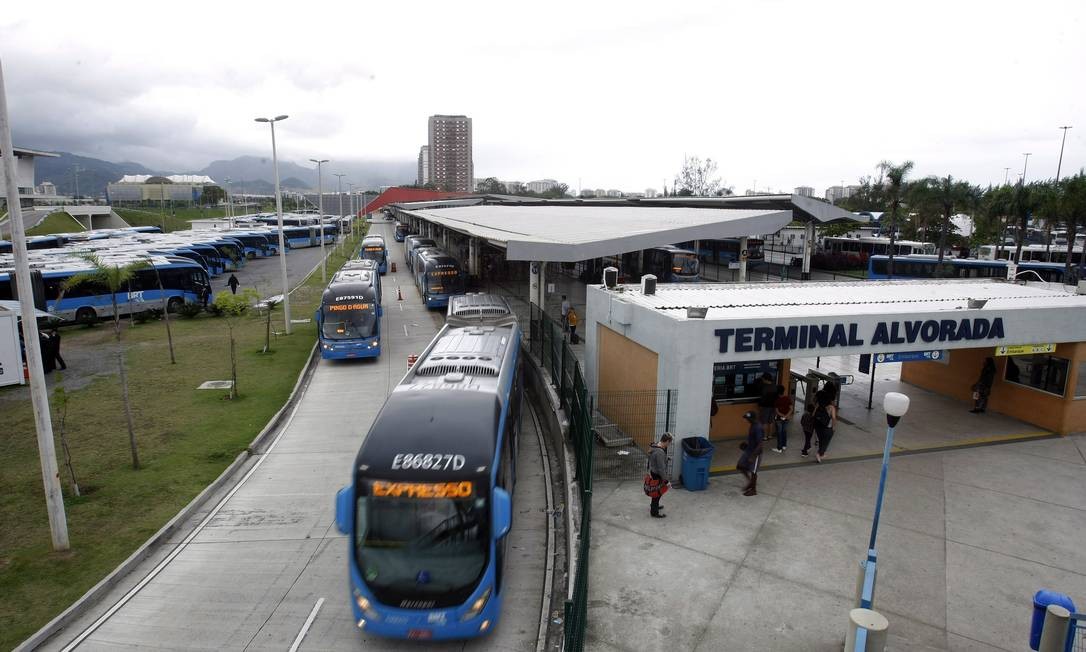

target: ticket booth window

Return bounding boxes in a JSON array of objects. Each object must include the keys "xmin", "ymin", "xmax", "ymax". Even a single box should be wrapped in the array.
[
  {"xmin": 713, "ymin": 360, "xmax": 779, "ymax": 401},
  {"xmin": 1004, "ymin": 355, "xmax": 1069, "ymax": 396}
]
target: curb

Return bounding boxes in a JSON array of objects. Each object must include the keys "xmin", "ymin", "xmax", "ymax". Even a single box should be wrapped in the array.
[{"xmin": 16, "ymin": 342, "xmax": 320, "ymax": 652}]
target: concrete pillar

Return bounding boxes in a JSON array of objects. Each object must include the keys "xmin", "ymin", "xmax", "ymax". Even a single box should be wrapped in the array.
[
  {"xmin": 802, "ymin": 221, "xmax": 815, "ymax": 280},
  {"xmin": 529, "ymin": 261, "xmax": 546, "ymax": 311},
  {"xmin": 1038, "ymin": 604, "xmax": 1071, "ymax": 652},
  {"xmin": 844, "ymin": 609, "xmax": 888, "ymax": 652},
  {"xmin": 739, "ymin": 236, "xmax": 749, "ymax": 282},
  {"xmin": 468, "ymin": 237, "xmax": 479, "ymax": 278}
]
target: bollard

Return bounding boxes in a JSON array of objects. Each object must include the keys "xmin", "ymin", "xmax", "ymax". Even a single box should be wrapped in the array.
[
  {"xmin": 1037, "ymin": 604, "xmax": 1070, "ymax": 652},
  {"xmin": 854, "ymin": 551, "xmax": 877, "ymax": 608},
  {"xmin": 390, "ymin": 262, "xmax": 397, "ymax": 273},
  {"xmin": 844, "ymin": 608, "xmax": 888, "ymax": 652}
]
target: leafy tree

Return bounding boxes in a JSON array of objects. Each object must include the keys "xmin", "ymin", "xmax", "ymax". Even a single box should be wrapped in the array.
[
  {"xmin": 52, "ymin": 378, "xmax": 80, "ymax": 496},
  {"xmin": 213, "ymin": 288, "xmax": 259, "ymax": 399},
  {"xmin": 1062, "ymin": 173, "xmax": 1086, "ymax": 278},
  {"xmin": 62, "ymin": 254, "xmax": 148, "ymax": 470},
  {"xmin": 201, "ymin": 185, "xmax": 226, "ymax": 205},
  {"xmin": 475, "ymin": 177, "xmax": 506, "ymax": 194},
  {"xmin": 877, "ymin": 160, "xmax": 915, "ymax": 278},
  {"xmin": 674, "ymin": 155, "xmax": 723, "ymax": 196}
]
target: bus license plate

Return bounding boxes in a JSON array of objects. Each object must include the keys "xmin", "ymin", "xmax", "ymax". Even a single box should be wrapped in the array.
[{"xmin": 407, "ymin": 629, "xmax": 433, "ymax": 640}]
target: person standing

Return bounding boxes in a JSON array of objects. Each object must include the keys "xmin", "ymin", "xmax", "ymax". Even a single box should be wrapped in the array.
[
  {"xmin": 813, "ymin": 387, "xmax": 838, "ymax": 463},
  {"xmin": 566, "ymin": 307, "xmax": 579, "ymax": 344},
  {"xmin": 227, "ymin": 273, "xmax": 240, "ymax": 295},
  {"xmin": 757, "ymin": 373, "xmax": 778, "ymax": 441},
  {"xmin": 560, "ymin": 295, "xmax": 571, "ymax": 331},
  {"xmin": 772, "ymin": 385, "xmax": 792, "ymax": 453},
  {"xmin": 50, "ymin": 328, "xmax": 66, "ymax": 370},
  {"xmin": 971, "ymin": 357, "xmax": 996, "ymax": 413},
  {"xmin": 738, "ymin": 411, "xmax": 763, "ymax": 496},
  {"xmin": 646, "ymin": 433, "xmax": 673, "ymax": 518},
  {"xmin": 799, "ymin": 402, "xmax": 817, "ymax": 458}
]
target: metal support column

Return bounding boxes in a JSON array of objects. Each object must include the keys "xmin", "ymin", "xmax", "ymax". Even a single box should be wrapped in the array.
[
  {"xmin": 529, "ymin": 261, "xmax": 545, "ymax": 310},
  {"xmin": 468, "ymin": 237, "xmax": 479, "ymax": 279},
  {"xmin": 739, "ymin": 236, "xmax": 749, "ymax": 282},
  {"xmin": 802, "ymin": 221, "xmax": 815, "ymax": 281}
]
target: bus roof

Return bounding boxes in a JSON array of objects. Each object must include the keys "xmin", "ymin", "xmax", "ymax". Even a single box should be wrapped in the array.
[{"xmin": 446, "ymin": 294, "xmax": 517, "ymax": 327}]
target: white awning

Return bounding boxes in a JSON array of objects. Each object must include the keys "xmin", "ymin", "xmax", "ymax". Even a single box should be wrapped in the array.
[{"xmin": 0, "ymin": 300, "xmax": 55, "ymax": 318}]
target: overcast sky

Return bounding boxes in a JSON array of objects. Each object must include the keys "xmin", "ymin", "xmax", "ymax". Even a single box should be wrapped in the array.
[{"xmin": 2, "ymin": 0, "xmax": 1084, "ymax": 193}]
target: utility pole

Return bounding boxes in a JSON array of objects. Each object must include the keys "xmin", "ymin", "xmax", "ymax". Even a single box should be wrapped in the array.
[
  {"xmin": 333, "ymin": 173, "xmax": 346, "ymax": 252},
  {"xmin": 1056, "ymin": 126, "xmax": 1073, "ymax": 182},
  {"xmin": 310, "ymin": 159, "xmax": 328, "ymax": 282},
  {"xmin": 1021, "ymin": 153, "xmax": 1032, "ymax": 184},
  {"xmin": 0, "ymin": 57, "xmax": 70, "ymax": 551},
  {"xmin": 1003, "ymin": 167, "xmax": 1010, "ymax": 186},
  {"xmin": 255, "ymin": 115, "xmax": 291, "ymax": 334}
]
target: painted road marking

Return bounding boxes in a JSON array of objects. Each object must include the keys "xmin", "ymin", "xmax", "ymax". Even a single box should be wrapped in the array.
[{"xmin": 289, "ymin": 597, "xmax": 325, "ymax": 652}]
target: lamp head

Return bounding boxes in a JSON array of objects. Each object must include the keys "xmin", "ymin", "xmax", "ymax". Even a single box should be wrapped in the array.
[
  {"xmin": 883, "ymin": 392, "xmax": 910, "ymax": 427},
  {"xmin": 255, "ymin": 117, "xmax": 270, "ymax": 123},
  {"xmin": 274, "ymin": 114, "xmax": 289, "ymax": 121}
]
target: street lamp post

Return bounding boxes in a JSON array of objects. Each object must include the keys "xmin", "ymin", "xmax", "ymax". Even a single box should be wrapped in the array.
[
  {"xmin": 855, "ymin": 391, "xmax": 910, "ymax": 610},
  {"xmin": 1056, "ymin": 126, "xmax": 1073, "ymax": 183},
  {"xmin": 347, "ymin": 182, "xmax": 356, "ymax": 251},
  {"xmin": 333, "ymin": 172, "xmax": 346, "ymax": 252},
  {"xmin": 255, "ymin": 114, "xmax": 292, "ymax": 335},
  {"xmin": 309, "ymin": 158, "xmax": 328, "ymax": 282},
  {"xmin": 1021, "ymin": 152, "xmax": 1032, "ymax": 185}
]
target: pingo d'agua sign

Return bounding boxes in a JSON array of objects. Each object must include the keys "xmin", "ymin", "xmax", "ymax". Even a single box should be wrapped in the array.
[{"xmin": 714, "ymin": 318, "xmax": 1005, "ymax": 354}]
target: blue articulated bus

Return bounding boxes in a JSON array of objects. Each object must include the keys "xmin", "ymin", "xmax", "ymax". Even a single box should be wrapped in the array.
[
  {"xmin": 408, "ymin": 245, "xmax": 441, "ymax": 277},
  {"xmin": 404, "ymin": 236, "xmax": 437, "ymax": 270},
  {"xmin": 867, "ymin": 255, "xmax": 1078, "ymax": 283},
  {"xmin": 12, "ymin": 257, "xmax": 212, "ymax": 323},
  {"xmin": 641, "ymin": 245, "xmax": 700, "ymax": 282},
  {"xmin": 394, "ymin": 222, "xmax": 411, "ymax": 242},
  {"xmin": 341, "ymin": 259, "xmax": 383, "ymax": 303},
  {"xmin": 316, "ymin": 269, "xmax": 382, "ymax": 359},
  {"xmin": 360, "ymin": 235, "xmax": 389, "ymax": 274},
  {"xmin": 415, "ymin": 250, "xmax": 466, "ymax": 309},
  {"xmin": 0, "ymin": 235, "xmax": 65, "ymax": 254},
  {"xmin": 335, "ymin": 319, "xmax": 523, "ymax": 640}
]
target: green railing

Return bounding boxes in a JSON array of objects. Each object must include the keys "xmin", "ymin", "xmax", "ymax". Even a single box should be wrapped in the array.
[{"xmin": 528, "ymin": 305, "xmax": 593, "ymax": 652}]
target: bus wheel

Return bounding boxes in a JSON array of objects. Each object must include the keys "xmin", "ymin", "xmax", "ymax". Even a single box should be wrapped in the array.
[
  {"xmin": 167, "ymin": 297, "xmax": 183, "ymax": 314},
  {"xmin": 247, "ymin": 252, "xmax": 256, "ymax": 260},
  {"xmin": 75, "ymin": 307, "xmax": 97, "ymax": 324}
]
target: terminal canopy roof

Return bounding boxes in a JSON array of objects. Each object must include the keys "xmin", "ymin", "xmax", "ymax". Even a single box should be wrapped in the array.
[{"xmin": 392, "ymin": 194, "xmax": 860, "ymax": 262}]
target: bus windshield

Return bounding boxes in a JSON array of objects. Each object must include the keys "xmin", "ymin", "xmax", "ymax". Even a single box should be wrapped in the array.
[
  {"xmin": 321, "ymin": 299, "xmax": 376, "ymax": 340},
  {"xmin": 361, "ymin": 246, "xmax": 385, "ymax": 262},
  {"xmin": 672, "ymin": 253, "xmax": 698, "ymax": 275},
  {"xmin": 355, "ymin": 480, "xmax": 488, "ymax": 606},
  {"xmin": 426, "ymin": 269, "xmax": 464, "ymax": 295}
]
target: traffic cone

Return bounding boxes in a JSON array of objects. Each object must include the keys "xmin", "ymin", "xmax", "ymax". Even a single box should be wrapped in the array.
[{"xmin": 397, "ymin": 287, "xmax": 403, "ymax": 301}]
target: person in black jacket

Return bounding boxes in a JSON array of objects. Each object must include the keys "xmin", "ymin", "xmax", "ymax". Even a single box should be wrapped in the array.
[{"xmin": 971, "ymin": 357, "xmax": 997, "ymax": 413}]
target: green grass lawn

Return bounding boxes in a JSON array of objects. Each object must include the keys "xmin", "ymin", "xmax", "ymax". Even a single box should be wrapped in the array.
[
  {"xmin": 114, "ymin": 206, "xmax": 232, "ymax": 232},
  {"xmin": 25, "ymin": 212, "xmax": 84, "ymax": 236},
  {"xmin": 0, "ymin": 229, "xmax": 364, "ymax": 650}
]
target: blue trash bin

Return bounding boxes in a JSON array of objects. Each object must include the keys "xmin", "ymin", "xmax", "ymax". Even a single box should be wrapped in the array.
[
  {"xmin": 681, "ymin": 436, "xmax": 715, "ymax": 491},
  {"xmin": 1030, "ymin": 589, "xmax": 1076, "ymax": 650}
]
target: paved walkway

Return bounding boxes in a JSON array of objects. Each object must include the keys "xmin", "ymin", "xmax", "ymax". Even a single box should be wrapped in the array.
[
  {"xmin": 35, "ymin": 222, "xmax": 550, "ymax": 651},
  {"xmin": 587, "ymin": 433, "xmax": 1086, "ymax": 651}
]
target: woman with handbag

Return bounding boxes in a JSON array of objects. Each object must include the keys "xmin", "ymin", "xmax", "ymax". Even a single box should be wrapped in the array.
[
  {"xmin": 971, "ymin": 357, "xmax": 996, "ymax": 413},
  {"xmin": 644, "ymin": 433, "xmax": 673, "ymax": 518}
]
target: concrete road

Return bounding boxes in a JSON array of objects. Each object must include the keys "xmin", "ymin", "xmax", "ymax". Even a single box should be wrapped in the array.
[
  {"xmin": 38, "ymin": 223, "xmax": 550, "ymax": 651},
  {"xmin": 222, "ymin": 241, "xmax": 335, "ymax": 300},
  {"xmin": 587, "ymin": 433, "xmax": 1086, "ymax": 651}
]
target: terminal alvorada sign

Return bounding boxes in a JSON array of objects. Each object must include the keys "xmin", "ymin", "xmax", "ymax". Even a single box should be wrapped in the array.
[{"xmin": 714, "ymin": 317, "xmax": 1006, "ymax": 354}]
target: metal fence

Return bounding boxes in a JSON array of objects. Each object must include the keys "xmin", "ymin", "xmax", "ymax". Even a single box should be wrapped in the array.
[
  {"xmin": 590, "ymin": 390, "xmax": 678, "ymax": 481},
  {"xmin": 1069, "ymin": 613, "xmax": 1086, "ymax": 652}
]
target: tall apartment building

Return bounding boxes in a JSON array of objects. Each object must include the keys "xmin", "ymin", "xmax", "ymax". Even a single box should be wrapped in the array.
[
  {"xmin": 526, "ymin": 179, "xmax": 559, "ymax": 193},
  {"xmin": 427, "ymin": 115, "xmax": 473, "ymax": 192},
  {"xmin": 825, "ymin": 185, "xmax": 860, "ymax": 204},
  {"xmin": 794, "ymin": 186, "xmax": 814, "ymax": 197},
  {"xmin": 417, "ymin": 146, "xmax": 430, "ymax": 186}
]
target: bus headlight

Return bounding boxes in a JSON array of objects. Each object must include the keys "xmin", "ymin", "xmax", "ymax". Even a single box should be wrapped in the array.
[
  {"xmin": 369, "ymin": 339, "xmax": 379, "ymax": 347},
  {"xmin": 355, "ymin": 594, "xmax": 381, "ymax": 621},
  {"xmin": 460, "ymin": 587, "xmax": 491, "ymax": 621}
]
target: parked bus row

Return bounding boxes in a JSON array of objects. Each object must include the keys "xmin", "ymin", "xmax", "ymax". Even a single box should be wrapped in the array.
[
  {"xmin": 866, "ymin": 254, "xmax": 1081, "ymax": 283},
  {"xmin": 334, "ymin": 292, "xmax": 524, "ymax": 640},
  {"xmin": 403, "ymin": 234, "xmax": 467, "ymax": 308}
]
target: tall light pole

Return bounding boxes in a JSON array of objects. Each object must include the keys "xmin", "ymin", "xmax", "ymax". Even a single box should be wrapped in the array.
[
  {"xmin": 1056, "ymin": 126, "xmax": 1073, "ymax": 183},
  {"xmin": 346, "ymin": 182, "xmax": 355, "ymax": 250},
  {"xmin": 0, "ymin": 57, "xmax": 70, "ymax": 551},
  {"xmin": 1021, "ymin": 152, "xmax": 1032, "ymax": 185},
  {"xmin": 309, "ymin": 158, "xmax": 328, "ymax": 282},
  {"xmin": 1003, "ymin": 167, "xmax": 1010, "ymax": 186},
  {"xmin": 855, "ymin": 392, "xmax": 910, "ymax": 611},
  {"xmin": 333, "ymin": 172, "xmax": 346, "ymax": 251},
  {"xmin": 255, "ymin": 114, "xmax": 292, "ymax": 335}
]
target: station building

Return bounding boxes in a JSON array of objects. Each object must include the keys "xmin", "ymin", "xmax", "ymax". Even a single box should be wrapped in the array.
[{"xmin": 583, "ymin": 279, "xmax": 1086, "ymax": 456}]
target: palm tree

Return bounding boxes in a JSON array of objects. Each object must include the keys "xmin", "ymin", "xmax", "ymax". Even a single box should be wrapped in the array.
[
  {"xmin": 1063, "ymin": 173, "xmax": 1086, "ymax": 280},
  {"xmin": 929, "ymin": 175, "xmax": 971, "ymax": 263},
  {"xmin": 877, "ymin": 160, "xmax": 914, "ymax": 278},
  {"xmin": 62, "ymin": 254, "xmax": 147, "ymax": 470}
]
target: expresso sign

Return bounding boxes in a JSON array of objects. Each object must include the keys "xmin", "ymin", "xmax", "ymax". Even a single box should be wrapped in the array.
[{"xmin": 714, "ymin": 317, "xmax": 1005, "ymax": 354}]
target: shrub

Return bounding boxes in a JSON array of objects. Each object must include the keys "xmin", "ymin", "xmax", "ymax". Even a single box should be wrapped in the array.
[{"xmin": 176, "ymin": 302, "xmax": 204, "ymax": 319}]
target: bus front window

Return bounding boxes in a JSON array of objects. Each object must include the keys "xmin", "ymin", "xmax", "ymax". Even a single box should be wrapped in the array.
[
  {"xmin": 355, "ymin": 481, "xmax": 488, "ymax": 607},
  {"xmin": 362, "ymin": 246, "xmax": 385, "ymax": 262},
  {"xmin": 427, "ymin": 270, "xmax": 463, "ymax": 295},
  {"xmin": 321, "ymin": 301, "xmax": 376, "ymax": 339},
  {"xmin": 672, "ymin": 253, "xmax": 698, "ymax": 276}
]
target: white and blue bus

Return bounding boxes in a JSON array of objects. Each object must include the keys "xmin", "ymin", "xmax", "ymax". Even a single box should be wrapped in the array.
[
  {"xmin": 394, "ymin": 222, "xmax": 411, "ymax": 242},
  {"xmin": 1, "ymin": 257, "xmax": 212, "ymax": 323},
  {"xmin": 334, "ymin": 319, "xmax": 523, "ymax": 640},
  {"xmin": 316, "ymin": 269, "xmax": 382, "ymax": 359},
  {"xmin": 340, "ymin": 258, "xmax": 383, "ymax": 303},
  {"xmin": 867, "ymin": 254, "xmax": 1079, "ymax": 283},
  {"xmin": 360, "ymin": 235, "xmax": 389, "ymax": 274},
  {"xmin": 283, "ymin": 225, "xmax": 338, "ymax": 249}
]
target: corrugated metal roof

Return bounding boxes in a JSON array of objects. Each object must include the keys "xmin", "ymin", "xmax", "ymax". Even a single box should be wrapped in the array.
[
  {"xmin": 610, "ymin": 279, "xmax": 1086, "ymax": 321},
  {"xmin": 397, "ymin": 205, "xmax": 792, "ymax": 262}
]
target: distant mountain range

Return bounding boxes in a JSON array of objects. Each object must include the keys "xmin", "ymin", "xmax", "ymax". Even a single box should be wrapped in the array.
[{"xmin": 33, "ymin": 152, "xmax": 416, "ymax": 197}]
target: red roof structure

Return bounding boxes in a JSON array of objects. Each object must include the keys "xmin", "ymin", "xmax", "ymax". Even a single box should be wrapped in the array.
[{"xmin": 362, "ymin": 187, "xmax": 472, "ymax": 215}]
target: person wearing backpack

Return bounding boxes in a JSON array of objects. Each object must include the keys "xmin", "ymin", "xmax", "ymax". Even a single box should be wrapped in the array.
[{"xmin": 813, "ymin": 387, "xmax": 837, "ymax": 463}]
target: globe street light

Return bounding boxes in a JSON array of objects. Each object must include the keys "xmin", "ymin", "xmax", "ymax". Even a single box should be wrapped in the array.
[
  {"xmin": 255, "ymin": 114, "xmax": 291, "ymax": 335},
  {"xmin": 309, "ymin": 158, "xmax": 329, "ymax": 282},
  {"xmin": 856, "ymin": 391, "xmax": 910, "ymax": 611}
]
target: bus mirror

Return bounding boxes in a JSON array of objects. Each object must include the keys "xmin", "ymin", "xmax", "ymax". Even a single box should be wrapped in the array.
[
  {"xmin": 335, "ymin": 486, "xmax": 354, "ymax": 534},
  {"xmin": 493, "ymin": 487, "xmax": 512, "ymax": 539}
]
